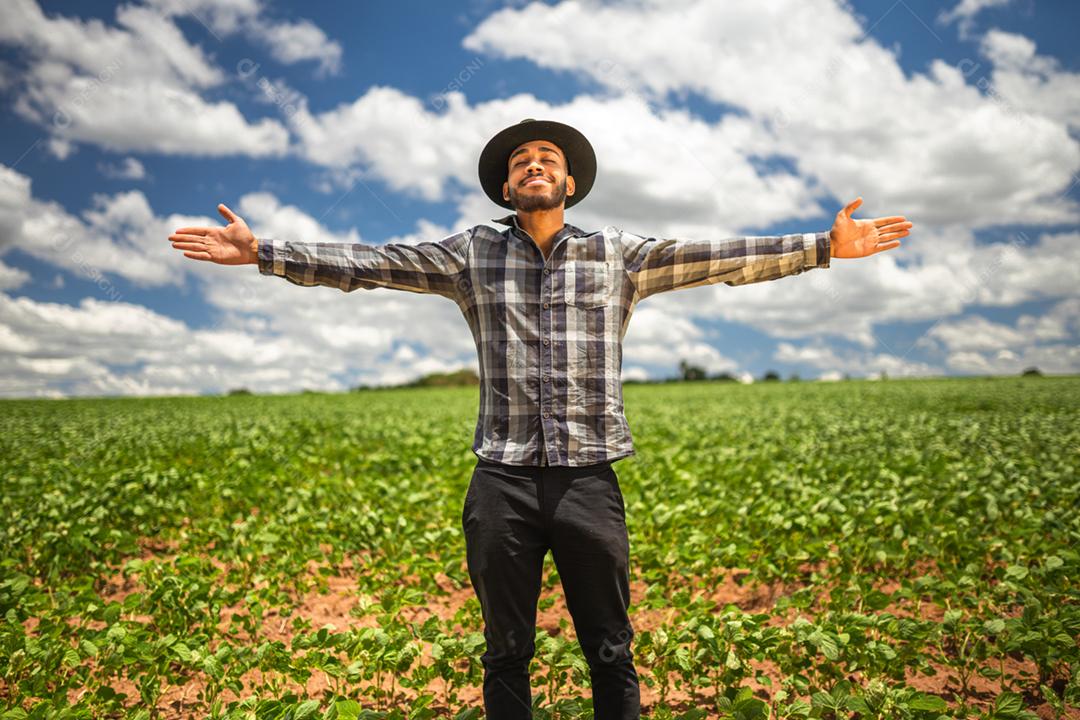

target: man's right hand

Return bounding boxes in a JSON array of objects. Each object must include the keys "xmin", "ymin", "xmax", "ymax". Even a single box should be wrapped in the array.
[{"xmin": 169, "ymin": 204, "xmax": 258, "ymax": 265}]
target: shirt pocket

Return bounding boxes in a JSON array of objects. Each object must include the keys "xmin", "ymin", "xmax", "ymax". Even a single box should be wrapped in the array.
[{"xmin": 564, "ymin": 259, "xmax": 616, "ymax": 309}]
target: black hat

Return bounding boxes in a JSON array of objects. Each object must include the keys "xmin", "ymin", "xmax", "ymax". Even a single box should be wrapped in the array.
[{"xmin": 478, "ymin": 118, "xmax": 596, "ymax": 210}]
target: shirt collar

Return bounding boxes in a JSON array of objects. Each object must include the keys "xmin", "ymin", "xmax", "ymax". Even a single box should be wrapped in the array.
[{"xmin": 491, "ymin": 213, "xmax": 586, "ymax": 242}]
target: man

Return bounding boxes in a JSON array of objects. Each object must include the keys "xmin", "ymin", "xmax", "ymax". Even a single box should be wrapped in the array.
[{"xmin": 168, "ymin": 118, "xmax": 912, "ymax": 719}]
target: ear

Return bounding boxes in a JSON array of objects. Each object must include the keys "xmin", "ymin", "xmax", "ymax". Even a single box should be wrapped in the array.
[
  {"xmin": 565, "ymin": 175, "xmax": 575, "ymax": 197},
  {"xmin": 502, "ymin": 181, "xmax": 509, "ymax": 200}
]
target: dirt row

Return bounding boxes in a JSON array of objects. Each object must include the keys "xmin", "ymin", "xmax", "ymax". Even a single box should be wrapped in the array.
[{"xmin": 14, "ymin": 537, "xmax": 1072, "ymax": 719}]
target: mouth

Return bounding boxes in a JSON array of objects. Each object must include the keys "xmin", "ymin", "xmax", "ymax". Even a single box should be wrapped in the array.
[{"xmin": 522, "ymin": 177, "xmax": 551, "ymax": 187}]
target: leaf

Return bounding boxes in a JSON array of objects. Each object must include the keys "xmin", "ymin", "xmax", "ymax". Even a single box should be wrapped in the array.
[
  {"xmin": 334, "ymin": 700, "xmax": 361, "ymax": 720},
  {"xmin": 1040, "ymin": 685, "xmax": 1064, "ymax": 713},
  {"xmin": 1004, "ymin": 565, "xmax": 1028, "ymax": 580},
  {"xmin": 811, "ymin": 691, "xmax": 841, "ymax": 711},
  {"xmin": 293, "ymin": 700, "xmax": 320, "ymax": 720},
  {"xmin": 809, "ymin": 629, "xmax": 839, "ymax": 660},
  {"xmin": 202, "ymin": 654, "xmax": 223, "ymax": 679},
  {"xmin": 908, "ymin": 693, "xmax": 947, "ymax": 711},
  {"xmin": 63, "ymin": 646, "xmax": 80, "ymax": 668},
  {"xmin": 992, "ymin": 691, "xmax": 1023, "ymax": 716},
  {"xmin": 674, "ymin": 709, "xmax": 709, "ymax": 720},
  {"xmin": 846, "ymin": 696, "xmax": 871, "ymax": 714}
]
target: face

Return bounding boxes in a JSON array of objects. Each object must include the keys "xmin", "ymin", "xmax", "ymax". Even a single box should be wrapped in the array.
[{"xmin": 502, "ymin": 139, "xmax": 576, "ymax": 212}]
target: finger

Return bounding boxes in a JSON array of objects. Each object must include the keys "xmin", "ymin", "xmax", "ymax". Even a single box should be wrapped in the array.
[
  {"xmin": 877, "ymin": 221, "xmax": 912, "ymax": 234},
  {"xmin": 171, "ymin": 241, "xmax": 207, "ymax": 252},
  {"xmin": 878, "ymin": 229, "xmax": 910, "ymax": 242},
  {"xmin": 183, "ymin": 250, "xmax": 212, "ymax": 261},
  {"xmin": 170, "ymin": 233, "xmax": 210, "ymax": 243},
  {"xmin": 872, "ymin": 240, "xmax": 901, "ymax": 254},
  {"xmin": 873, "ymin": 216, "xmax": 906, "ymax": 227},
  {"xmin": 842, "ymin": 196, "xmax": 863, "ymax": 217},
  {"xmin": 218, "ymin": 203, "xmax": 239, "ymax": 223},
  {"xmin": 173, "ymin": 226, "xmax": 211, "ymax": 236}
]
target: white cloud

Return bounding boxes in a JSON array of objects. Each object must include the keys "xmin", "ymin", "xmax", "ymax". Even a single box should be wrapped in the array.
[
  {"xmin": 461, "ymin": 0, "xmax": 1079, "ymax": 229},
  {"xmin": 945, "ymin": 344, "xmax": 1080, "ymax": 375},
  {"xmin": 621, "ymin": 306, "xmax": 741, "ymax": 378},
  {"xmin": 0, "ymin": 0, "xmax": 301, "ymax": 158},
  {"xmin": 920, "ymin": 298, "xmax": 1080, "ymax": 375},
  {"xmin": 938, "ymin": 0, "xmax": 1013, "ymax": 39},
  {"xmin": 253, "ymin": 17, "xmax": 342, "ymax": 76},
  {"xmin": 1017, "ymin": 298, "xmax": 1080, "ymax": 340},
  {"xmin": 977, "ymin": 29, "xmax": 1080, "ymax": 132},
  {"xmin": 0, "ymin": 161, "xmax": 480, "ymax": 400},
  {"xmin": 143, "ymin": 0, "xmax": 261, "ymax": 35},
  {"xmin": 0, "ymin": 275, "xmax": 478, "ymax": 398},
  {"xmin": 774, "ymin": 339, "xmax": 941, "ymax": 378},
  {"xmin": 98, "ymin": 157, "xmax": 147, "ymax": 180},
  {"xmin": 2, "ymin": 163, "xmax": 368, "ymax": 290},
  {"xmin": 926, "ymin": 314, "xmax": 1027, "ymax": 353},
  {"xmin": 293, "ymin": 88, "xmax": 828, "ymax": 237},
  {"xmin": 291, "ymin": 87, "xmax": 483, "ymax": 201},
  {"xmin": 1, "ymin": 163, "xmax": 186, "ymax": 287},
  {"xmin": 146, "ymin": 0, "xmax": 343, "ymax": 75},
  {"xmin": 0, "ymin": 259, "xmax": 31, "ymax": 291},
  {"xmin": 236, "ymin": 191, "xmax": 361, "ymax": 246},
  {"xmin": 383, "ymin": 219, "xmax": 456, "ymax": 247}
]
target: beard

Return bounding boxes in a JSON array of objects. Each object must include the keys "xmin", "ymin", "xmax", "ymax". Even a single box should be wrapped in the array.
[{"xmin": 508, "ymin": 176, "xmax": 567, "ymax": 212}]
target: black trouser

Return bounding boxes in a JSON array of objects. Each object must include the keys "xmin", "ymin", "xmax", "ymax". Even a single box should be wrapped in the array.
[{"xmin": 461, "ymin": 456, "xmax": 641, "ymax": 719}]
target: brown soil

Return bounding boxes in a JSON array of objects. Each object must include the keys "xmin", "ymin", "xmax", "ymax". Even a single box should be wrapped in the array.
[{"xmin": 13, "ymin": 538, "xmax": 1075, "ymax": 719}]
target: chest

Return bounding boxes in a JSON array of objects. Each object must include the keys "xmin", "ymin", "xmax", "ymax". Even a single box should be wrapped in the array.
[{"xmin": 469, "ymin": 236, "xmax": 623, "ymax": 311}]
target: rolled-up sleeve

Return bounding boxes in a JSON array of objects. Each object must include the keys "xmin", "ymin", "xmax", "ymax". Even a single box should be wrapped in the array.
[
  {"xmin": 257, "ymin": 229, "xmax": 473, "ymax": 301},
  {"xmin": 617, "ymin": 227, "xmax": 830, "ymax": 301}
]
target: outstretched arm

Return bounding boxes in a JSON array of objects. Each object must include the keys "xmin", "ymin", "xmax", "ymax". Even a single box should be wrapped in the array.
[
  {"xmin": 168, "ymin": 204, "xmax": 472, "ymax": 301},
  {"xmin": 619, "ymin": 197, "xmax": 912, "ymax": 301}
]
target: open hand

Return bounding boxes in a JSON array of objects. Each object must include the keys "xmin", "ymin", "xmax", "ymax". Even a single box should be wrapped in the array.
[
  {"xmin": 829, "ymin": 197, "xmax": 912, "ymax": 259},
  {"xmin": 169, "ymin": 204, "xmax": 257, "ymax": 265}
]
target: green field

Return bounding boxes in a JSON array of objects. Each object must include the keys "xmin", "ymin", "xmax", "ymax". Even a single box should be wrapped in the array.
[{"xmin": 2, "ymin": 376, "xmax": 1078, "ymax": 719}]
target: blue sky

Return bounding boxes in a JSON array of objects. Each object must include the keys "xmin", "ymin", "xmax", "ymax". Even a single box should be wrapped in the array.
[{"xmin": 1, "ymin": 0, "xmax": 1077, "ymax": 397}]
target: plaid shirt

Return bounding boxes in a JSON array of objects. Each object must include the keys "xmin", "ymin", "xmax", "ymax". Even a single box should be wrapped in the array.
[{"xmin": 258, "ymin": 214, "xmax": 831, "ymax": 467}]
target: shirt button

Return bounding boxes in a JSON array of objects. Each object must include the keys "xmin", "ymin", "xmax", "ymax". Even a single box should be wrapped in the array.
[
  {"xmin": 543, "ymin": 409, "xmax": 551, "ymax": 418},
  {"xmin": 543, "ymin": 375, "xmax": 550, "ymax": 383},
  {"xmin": 544, "ymin": 268, "xmax": 550, "ymax": 275},
  {"xmin": 543, "ymin": 301, "xmax": 550, "ymax": 309},
  {"xmin": 543, "ymin": 338, "xmax": 550, "ymax": 346}
]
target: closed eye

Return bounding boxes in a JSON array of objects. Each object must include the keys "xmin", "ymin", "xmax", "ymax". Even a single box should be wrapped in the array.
[{"xmin": 512, "ymin": 154, "xmax": 559, "ymax": 168}]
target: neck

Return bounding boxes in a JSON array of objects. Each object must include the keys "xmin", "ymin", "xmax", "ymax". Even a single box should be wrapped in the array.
[{"xmin": 515, "ymin": 206, "xmax": 565, "ymax": 259}]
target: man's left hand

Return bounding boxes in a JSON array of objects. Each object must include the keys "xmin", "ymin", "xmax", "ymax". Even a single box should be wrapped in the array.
[{"xmin": 829, "ymin": 197, "xmax": 912, "ymax": 259}]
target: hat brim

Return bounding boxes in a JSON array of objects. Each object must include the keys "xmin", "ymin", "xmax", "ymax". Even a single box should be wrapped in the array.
[{"xmin": 478, "ymin": 119, "xmax": 596, "ymax": 210}]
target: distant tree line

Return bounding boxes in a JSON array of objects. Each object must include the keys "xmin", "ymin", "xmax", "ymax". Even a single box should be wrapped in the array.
[{"xmin": 223, "ymin": 364, "xmax": 1047, "ymax": 395}]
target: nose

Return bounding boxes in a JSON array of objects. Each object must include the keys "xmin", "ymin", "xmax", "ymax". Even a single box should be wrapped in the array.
[{"xmin": 522, "ymin": 161, "xmax": 546, "ymax": 185}]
